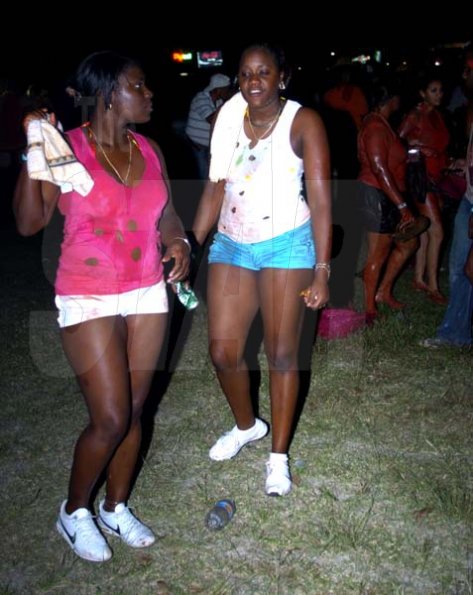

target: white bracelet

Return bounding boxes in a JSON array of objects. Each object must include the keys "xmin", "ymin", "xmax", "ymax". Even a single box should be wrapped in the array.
[
  {"xmin": 397, "ymin": 202, "xmax": 408, "ymax": 210},
  {"xmin": 171, "ymin": 236, "xmax": 191, "ymax": 251},
  {"xmin": 315, "ymin": 262, "xmax": 331, "ymax": 279}
]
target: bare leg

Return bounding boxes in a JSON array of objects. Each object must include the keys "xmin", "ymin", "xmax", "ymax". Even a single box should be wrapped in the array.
[
  {"xmin": 423, "ymin": 193, "xmax": 444, "ymax": 294},
  {"xmin": 60, "ymin": 317, "xmax": 130, "ymax": 514},
  {"xmin": 259, "ymin": 268, "xmax": 313, "ymax": 453},
  {"xmin": 376, "ymin": 237, "xmax": 418, "ymax": 309},
  {"xmin": 60, "ymin": 313, "xmax": 167, "ymax": 514},
  {"xmin": 207, "ymin": 264, "xmax": 259, "ymax": 429},
  {"xmin": 414, "ymin": 227, "xmax": 428, "ymax": 287},
  {"xmin": 363, "ymin": 232, "xmax": 392, "ymax": 314},
  {"xmin": 103, "ymin": 313, "xmax": 167, "ymax": 510}
]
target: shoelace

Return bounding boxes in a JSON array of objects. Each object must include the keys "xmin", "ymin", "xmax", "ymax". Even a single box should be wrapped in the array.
[
  {"xmin": 219, "ymin": 429, "xmax": 241, "ymax": 447},
  {"xmin": 76, "ymin": 514, "xmax": 104, "ymax": 541}
]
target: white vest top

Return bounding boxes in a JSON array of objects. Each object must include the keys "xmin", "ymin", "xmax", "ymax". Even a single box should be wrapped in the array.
[{"xmin": 218, "ymin": 99, "xmax": 311, "ymax": 243}]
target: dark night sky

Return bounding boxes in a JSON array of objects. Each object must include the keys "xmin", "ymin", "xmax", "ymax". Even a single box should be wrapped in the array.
[
  {"xmin": 3, "ymin": 13, "xmax": 471, "ymax": 84},
  {"xmin": 2, "ymin": 12, "xmax": 471, "ymax": 132}
]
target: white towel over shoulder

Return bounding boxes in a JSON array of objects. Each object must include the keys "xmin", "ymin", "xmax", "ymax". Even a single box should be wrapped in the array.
[
  {"xmin": 26, "ymin": 120, "xmax": 94, "ymax": 196},
  {"xmin": 209, "ymin": 92, "xmax": 247, "ymax": 183}
]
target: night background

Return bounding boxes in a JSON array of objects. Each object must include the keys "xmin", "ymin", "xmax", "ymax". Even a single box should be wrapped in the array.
[{"xmin": 0, "ymin": 18, "xmax": 472, "ymax": 595}]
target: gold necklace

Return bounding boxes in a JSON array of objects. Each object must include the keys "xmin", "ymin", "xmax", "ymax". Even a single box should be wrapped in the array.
[
  {"xmin": 246, "ymin": 106, "xmax": 282, "ymax": 142},
  {"xmin": 88, "ymin": 126, "xmax": 133, "ymax": 185}
]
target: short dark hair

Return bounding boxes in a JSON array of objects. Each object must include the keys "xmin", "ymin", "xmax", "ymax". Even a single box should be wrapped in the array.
[
  {"xmin": 239, "ymin": 43, "xmax": 292, "ymax": 90},
  {"xmin": 417, "ymin": 70, "xmax": 443, "ymax": 92},
  {"xmin": 367, "ymin": 78, "xmax": 401, "ymax": 110},
  {"xmin": 75, "ymin": 51, "xmax": 139, "ymax": 106},
  {"xmin": 242, "ymin": 43, "xmax": 288, "ymax": 72}
]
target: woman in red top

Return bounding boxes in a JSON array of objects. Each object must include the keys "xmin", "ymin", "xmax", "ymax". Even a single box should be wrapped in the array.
[
  {"xmin": 357, "ymin": 82, "xmax": 417, "ymax": 320},
  {"xmin": 399, "ymin": 75, "xmax": 450, "ymax": 304},
  {"xmin": 13, "ymin": 52, "xmax": 190, "ymax": 562}
]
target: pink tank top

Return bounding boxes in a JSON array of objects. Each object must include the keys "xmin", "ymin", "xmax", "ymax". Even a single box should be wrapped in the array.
[{"xmin": 55, "ymin": 127, "xmax": 168, "ymax": 295}]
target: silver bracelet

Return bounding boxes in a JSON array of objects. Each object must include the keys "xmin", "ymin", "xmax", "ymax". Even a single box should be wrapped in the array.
[
  {"xmin": 315, "ymin": 262, "xmax": 331, "ymax": 279},
  {"xmin": 171, "ymin": 236, "xmax": 191, "ymax": 251},
  {"xmin": 397, "ymin": 202, "xmax": 408, "ymax": 210}
]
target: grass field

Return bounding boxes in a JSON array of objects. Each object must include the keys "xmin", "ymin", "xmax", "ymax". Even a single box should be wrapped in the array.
[{"xmin": 1, "ymin": 231, "xmax": 472, "ymax": 594}]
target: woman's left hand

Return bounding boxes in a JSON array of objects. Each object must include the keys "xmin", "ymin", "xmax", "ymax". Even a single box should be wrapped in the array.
[
  {"xmin": 300, "ymin": 272, "xmax": 330, "ymax": 310},
  {"xmin": 162, "ymin": 238, "xmax": 191, "ymax": 283}
]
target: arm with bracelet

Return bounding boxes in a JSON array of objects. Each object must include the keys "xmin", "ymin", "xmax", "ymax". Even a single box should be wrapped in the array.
[
  {"xmin": 366, "ymin": 129, "xmax": 416, "ymax": 231},
  {"xmin": 148, "ymin": 140, "xmax": 191, "ymax": 284},
  {"xmin": 300, "ymin": 109, "xmax": 332, "ymax": 310}
]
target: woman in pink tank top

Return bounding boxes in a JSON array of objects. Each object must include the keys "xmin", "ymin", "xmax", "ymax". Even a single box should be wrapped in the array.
[{"xmin": 13, "ymin": 51, "xmax": 190, "ymax": 562}]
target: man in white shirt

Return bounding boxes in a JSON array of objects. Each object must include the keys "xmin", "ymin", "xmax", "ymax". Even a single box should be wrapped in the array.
[{"xmin": 185, "ymin": 73, "xmax": 231, "ymax": 179}]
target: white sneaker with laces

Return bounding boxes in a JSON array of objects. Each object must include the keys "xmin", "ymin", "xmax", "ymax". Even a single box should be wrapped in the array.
[
  {"xmin": 209, "ymin": 418, "xmax": 269, "ymax": 461},
  {"xmin": 56, "ymin": 500, "xmax": 112, "ymax": 562},
  {"xmin": 265, "ymin": 458, "xmax": 292, "ymax": 496},
  {"xmin": 98, "ymin": 500, "xmax": 155, "ymax": 548}
]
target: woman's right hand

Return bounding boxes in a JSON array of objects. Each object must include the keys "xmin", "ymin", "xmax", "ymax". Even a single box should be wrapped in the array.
[
  {"xmin": 300, "ymin": 272, "xmax": 330, "ymax": 310},
  {"xmin": 22, "ymin": 108, "xmax": 56, "ymax": 133},
  {"xmin": 398, "ymin": 207, "xmax": 416, "ymax": 230}
]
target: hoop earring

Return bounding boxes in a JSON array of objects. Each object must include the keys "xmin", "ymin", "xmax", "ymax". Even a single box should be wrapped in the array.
[{"xmin": 279, "ymin": 81, "xmax": 286, "ymax": 91}]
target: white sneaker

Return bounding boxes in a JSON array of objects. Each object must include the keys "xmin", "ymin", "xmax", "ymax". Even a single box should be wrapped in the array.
[
  {"xmin": 56, "ymin": 500, "xmax": 112, "ymax": 562},
  {"xmin": 265, "ymin": 459, "xmax": 292, "ymax": 496},
  {"xmin": 98, "ymin": 500, "xmax": 155, "ymax": 548},
  {"xmin": 209, "ymin": 419, "xmax": 269, "ymax": 461}
]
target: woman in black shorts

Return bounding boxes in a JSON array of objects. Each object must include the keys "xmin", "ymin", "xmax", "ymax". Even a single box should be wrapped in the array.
[{"xmin": 357, "ymin": 82, "xmax": 418, "ymax": 321}]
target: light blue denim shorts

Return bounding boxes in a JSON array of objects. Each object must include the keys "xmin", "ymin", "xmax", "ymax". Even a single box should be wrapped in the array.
[{"xmin": 208, "ymin": 221, "xmax": 316, "ymax": 270}]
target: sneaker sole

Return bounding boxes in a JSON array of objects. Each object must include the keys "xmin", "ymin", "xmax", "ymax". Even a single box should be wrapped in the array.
[
  {"xmin": 97, "ymin": 517, "xmax": 156, "ymax": 548},
  {"xmin": 266, "ymin": 486, "xmax": 291, "ymax": 497},
  {"xmin": 209, "ymin": 422, "xmax": 269, "ymax": 461},
  {"xmin": 56, "ymin": 520, "xmax": 112, "ymax": 562}
]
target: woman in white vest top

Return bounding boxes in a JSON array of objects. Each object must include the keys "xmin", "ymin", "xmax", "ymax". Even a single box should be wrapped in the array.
[{"xmin": 193, "ymin": 43, "xmax": 331, "ymax": 496}]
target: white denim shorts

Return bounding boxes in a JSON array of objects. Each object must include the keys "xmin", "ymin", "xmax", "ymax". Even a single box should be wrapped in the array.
[{"xmin": 55, "ymin": 281, "xmax": 169, "ymax": 328}]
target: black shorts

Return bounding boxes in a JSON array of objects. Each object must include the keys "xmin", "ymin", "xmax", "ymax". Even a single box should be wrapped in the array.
[{"xmin": 357, "ymin": 182, "xmax": 400, "ymax": 234}]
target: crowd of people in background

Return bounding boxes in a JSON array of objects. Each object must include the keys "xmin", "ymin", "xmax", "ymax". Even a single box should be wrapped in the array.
[
  {"xmin": 2, "ymin": 41, "xmax": 472, "ymax": 563},
  {"xmin": 185, "ymin": 73, "xmax": 231, "ymax": 179},
  {"xmin": 3, "ymin": 46, "xmax": 472, "ymax": 384}
]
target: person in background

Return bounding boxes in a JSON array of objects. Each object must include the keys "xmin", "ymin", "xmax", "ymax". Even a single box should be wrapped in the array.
[
  {"xmin": 357, "ymin": 81, "xmax": 418, "ymax": 322},
  {"xmin": 398, "ymin": 74, "xmax": 450, "ymax": 305},
  {"xmin": 192, "ymin": 43, "xmax": 331, "ymax": 497},
  {"xmin": 421, "ymin": 156, "xmax": 473, "ymax": 348},
  {"xmin": 465, "ymin": 243, "xmax": 473, "ymax": 284},
  {"xmin": 447, "ymin": 48, "xmax": 473, "ymax": 114},
  {"xmin": 321, "ymin": 64, "xmax": 367, "ymax": 307},
  {"xmin": 449, "ymin": 51, "xmax": 473, "ymax": 164},
  {"xmin": 422, "ymin": 63, "xmax": 473, "ymax": 348},
  {"xmin": 323, "ymin": 64, "xmax": 368, "ymax": 131},
  {"xmin": 13, "ymin": 51, "xmax": 190, "ymax": 562},
  {"xmin": 185, "ymin": 73, "xmax": 231, "ymax": 179}
]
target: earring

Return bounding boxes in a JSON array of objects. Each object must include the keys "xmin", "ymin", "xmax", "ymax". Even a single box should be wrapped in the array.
[
  {"xmin": 106, "ymin": 102, "xmax": 113, "ymax": 111},
  {"xmin": 279, "ymin": 81, "xmax": 286, "ymax": 91}
]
